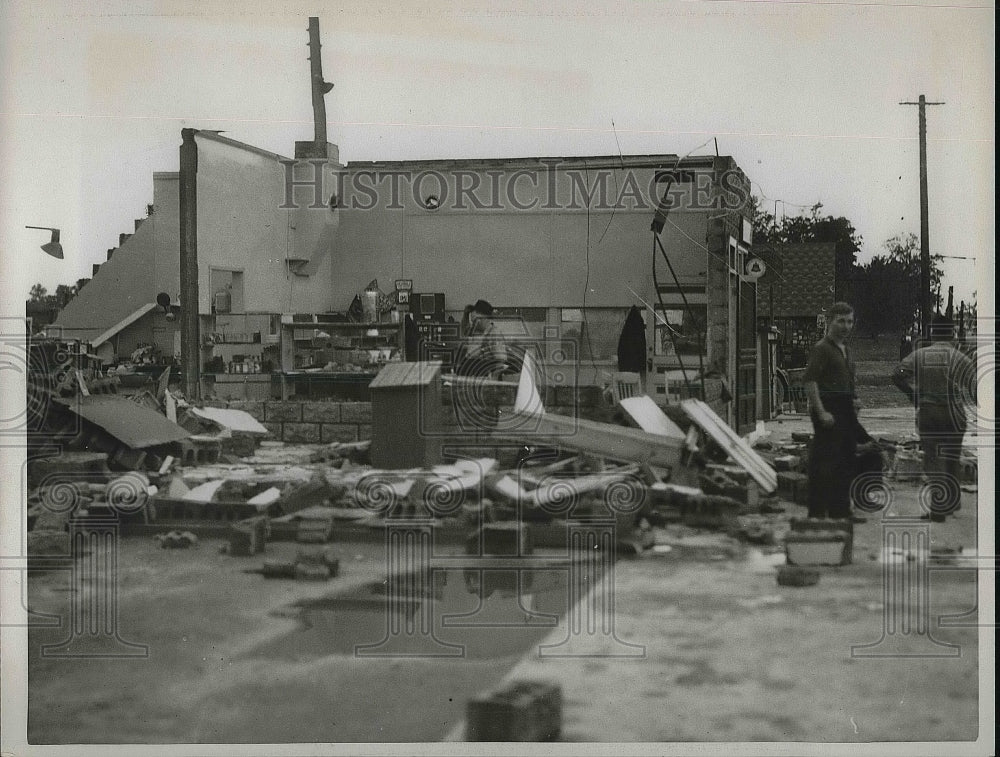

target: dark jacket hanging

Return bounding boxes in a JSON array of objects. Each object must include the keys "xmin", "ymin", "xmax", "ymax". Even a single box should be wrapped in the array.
[{"xmin": 617, "ymin": 306, "xmax": 647, "ymax": 375}]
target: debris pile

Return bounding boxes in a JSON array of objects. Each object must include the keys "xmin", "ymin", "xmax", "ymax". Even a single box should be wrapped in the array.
[
  {"xmin": 155, "ymin": 530, "xmax": 199, "ymax": 549},
  {"xmin": 25, "ymin": 347, "xmax": 799, "ymax": 574}
]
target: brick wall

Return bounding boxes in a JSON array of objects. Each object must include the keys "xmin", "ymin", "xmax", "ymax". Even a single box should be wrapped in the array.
[
  {"xmin": 208, "ymin": 382, "xmax": 726, "ymax": 446},
  {"xmin": 202, "ymin": 399, "xmax": 372, "ymax": 444},
  {"xmin": 207, "ymin": 385, "xmax": 611, "ymax": 445}
]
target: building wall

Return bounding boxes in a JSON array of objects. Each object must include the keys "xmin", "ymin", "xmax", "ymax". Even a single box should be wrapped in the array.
[
  {"xmin": 334, "ymin": 157, "xmax": 717, "ymax": 309},
  {"xmin": 152, "ymin": 173, "xmax": 181, "ymax": 304},
  {"xmin": 757, "ymin": 242, "xmax": 837, "ymax": 319},
  {"xmin": 112, "ymin": 314, "xmax": 155, "ymax": 360},
  {"xmin": 194, "ymin": 133, "xmax": 340, "ymax": 316},
  {"xmin": 51, "ymin": 209, "xmax": 159, "ymax": 339}
]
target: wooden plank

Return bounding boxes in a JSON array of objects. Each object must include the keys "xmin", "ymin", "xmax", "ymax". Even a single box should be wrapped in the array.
[
  {"xmin": 680, "ymin": 399, "xmax": 777, "ymax": 493},
  {"xmin": 490, "ymin": 412, "xmax": 685, "ymax": 470},
  {"xmin": 164, "ymin": 390, "xmax": 177, "ymax": 423},
  {"xmin": 75, "ymin": 370, "xmax": 90, "ymax": 396},
  {"xmin": 156, "ymin": 366, "xmax": 171, "ymax": 402},
  {"xmin": 618, "ymin": 395, "xmax": 685, "ymax": 440}
]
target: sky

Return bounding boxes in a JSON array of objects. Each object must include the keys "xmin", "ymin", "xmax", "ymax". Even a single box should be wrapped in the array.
[{"xmin": 1, "ymin": 0, "xmax": 994, "ymax": 313}]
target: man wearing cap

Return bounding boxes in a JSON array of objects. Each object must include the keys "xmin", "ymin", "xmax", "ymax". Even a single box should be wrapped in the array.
[
  {"xmin": 892, "ymin": 315, "xmax": 976, "ymax": 521},
  {"xmin": 456, "ymin": 300, "xmax": 504, "ymax": 377}
]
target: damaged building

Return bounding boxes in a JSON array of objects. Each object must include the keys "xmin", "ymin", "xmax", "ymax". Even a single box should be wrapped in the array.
[{"xmin": 50, "ymin": 131, "xmax": 768, "ymax": 434}]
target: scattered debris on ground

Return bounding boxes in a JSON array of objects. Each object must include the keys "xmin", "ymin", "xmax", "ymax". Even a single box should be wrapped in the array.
[{"xmin": 154, "ymin": 530, "xmax": 198, "ymax": 549}]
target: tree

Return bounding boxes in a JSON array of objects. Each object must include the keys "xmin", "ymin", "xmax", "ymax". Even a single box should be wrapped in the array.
[
  {"xmin": 750, "ymin": 200, "xmax": 862, "ymax": 300},
  {"xmin": 54, "ymin": 284, "xmax": 77, "ymax": 308},
  {"xmin": 26, "ymin": 280, "xmax": 82, "ymax": 311},
  {"xmin": 849, "ymin": 233, "xmax": 945, "ymax": 337},
  {"xmin": 28, "ymin": 283, "xmax": 48, "ymax": 303}
]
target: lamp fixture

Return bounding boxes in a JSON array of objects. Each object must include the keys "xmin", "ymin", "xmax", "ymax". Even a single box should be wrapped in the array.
[{"xmin": 26, "ymin": 226, "xmax": 64, "ymax": 259}]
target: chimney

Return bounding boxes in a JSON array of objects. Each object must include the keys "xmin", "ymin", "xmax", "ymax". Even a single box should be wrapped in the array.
[
  {"xmin": 107, "ymin": 248, "xmax": 115, "ymax": 261},
  {"xmin": 119, "ymin": 233, "xmax": 131, "ymax": 246}
]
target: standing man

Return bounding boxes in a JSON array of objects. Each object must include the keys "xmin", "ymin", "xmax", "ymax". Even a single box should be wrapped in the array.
[
  {"xmin": 802, "ymin": 302, "xmax": 863, "ymax": 520},
  {"xmin": 892, "ymin": 315, "xmax": 976, "ymax": 521},
  {"xmin": 456, "ymin": 300, "xmax": 503, "ymax": 377}
]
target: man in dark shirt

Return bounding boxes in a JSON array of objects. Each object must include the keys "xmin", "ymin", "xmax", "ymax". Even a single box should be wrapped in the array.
[{"xmin": 802, "ymin": 302, "xmax": 863, "ymax": 520}]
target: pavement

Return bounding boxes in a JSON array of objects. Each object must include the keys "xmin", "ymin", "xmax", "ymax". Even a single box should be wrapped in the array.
[
  {"xmin": 23, "ymin": 404, "xmax": 990, "ymax": 750},
  {"xmin": 443, "ymin": 405, "xmax": 986, "ymax": 745}
]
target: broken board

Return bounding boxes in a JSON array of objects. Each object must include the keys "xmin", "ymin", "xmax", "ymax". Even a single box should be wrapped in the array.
[
  {"xmin": 680, "ymin": 399, "xmax": 777, "ymax": 493},
  {"xmin": 618, "ymin": 395, "xmax": 685, "ymax": 440},
  {"xmin": 491, "ymin": 412, "xmax": 685, "ymax": 470}
]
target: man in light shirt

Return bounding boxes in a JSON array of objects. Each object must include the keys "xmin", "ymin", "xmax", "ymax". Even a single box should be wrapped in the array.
[{"xmin": 892, "ymin": 315, "xmax": 976, "ymax": 521}]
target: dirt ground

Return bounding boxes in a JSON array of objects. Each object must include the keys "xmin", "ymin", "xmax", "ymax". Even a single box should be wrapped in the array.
[{"xmin": 25, "ymin": 405, "xmax": 986, "ymax": 747}]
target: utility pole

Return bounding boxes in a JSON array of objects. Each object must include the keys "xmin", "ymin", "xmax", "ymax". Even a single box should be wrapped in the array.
[
  {"xmin": 307, "ymin": 17, "xmax": 334, "ymax": 147},
  {"xmin": 179, "ymin": 128, "xmax": 200, "ymax": 400},
  {"xmin": 900, "ymin": 95, "xmax": 944, "ymax": 338}
]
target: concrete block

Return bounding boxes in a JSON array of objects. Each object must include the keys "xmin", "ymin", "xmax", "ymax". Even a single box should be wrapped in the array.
[
  {"xmin": 295, "ymin": 546, "xmax": 340, "ymax": 575},
  {"xmin": 280, "ymin": 477, "xmax": 331, "ymax": 514},
  {"xmin": 226, "ymin": 401, "xmax": 265, "ymax": 421},
  {"xmin": 466, "ymin": 680, "xmax": 562, "ymax": 742},
  {"xmin": 680, "ymin": 494, "xmax": 741, "ymax": 529},
  {"xmin": 282, "ymin": 423, "xmax": 322, "ymax": 444},
  {"xmin": 777, "ymin": 471, "xmax": 808, "ymax": 501},
  {"xmin": 229, "ymin": 516, "xmax": 267, "ymax": 556},
  {"xmin": 296, "ymin": 518, "xmax": 332, "ymax": 543},
  {"xmin": 295, "ymin": 563, "xmax": 331, "ymax": 581},
  {"xmin": 890, "ymin": 448, "xmax": 923, "ymax": 481},
  {"xmin": 262, "ymin": 422, "xmax": 283, "ymax": 438},
  {"xmin": 340, "ymin": 402, "xmax": 372, "ymax": 423},
  {"xmin": 220, "ymin": 433, "xmax": 259, "ymax": 458},
  {"xmin": 265, "ymin": 401, "xmax": 303, "ymax": 423},
  {"xmin": 785, "ymin": 531, "xmax": 849, "ymax": 566},
  {"xmin": 777, "ymin": 565, "xmax": 820, "ymax": 587},
  {"xmin": 356, "ymin": 424, "xmax": 372, "ymax": 441},
  {"xmin": 467, "ymin": 522, "xmax": 532, "ymax": 556},
  {"xmin": 261, "ymin": 559, "xmax": 297, "ymax": 578},
  {"xmin": 320, "ymin": 423, "xmax": 359, "ymax": 444},
  {"xmin": 303, "ymin": 401, "xmax": 342, "ymax": 423},
  {"xmin": 773, "ymin": 455, "xmax": 801, "ymax": 472},
  {"xmin": 790, "ymin": 517, "xmax": 853, "ymax": 564}
]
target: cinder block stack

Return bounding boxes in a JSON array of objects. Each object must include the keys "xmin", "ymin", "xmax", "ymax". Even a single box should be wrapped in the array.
[{"xmin": 466, "ymin": 680, "xmax": 562, "ymax": 742}]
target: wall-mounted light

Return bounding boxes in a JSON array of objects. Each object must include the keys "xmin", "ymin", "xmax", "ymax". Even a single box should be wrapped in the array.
[
  {"xmin": 157, "ymin": 291, "xmax": 178, "ymax": 321},
  {"xmin": 26, "ymin": 225, "xmax": 63, "ymax": 259}
]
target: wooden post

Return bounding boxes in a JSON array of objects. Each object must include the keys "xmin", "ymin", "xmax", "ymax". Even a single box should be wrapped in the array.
[
  {"xmin": 179, "ymin": 128, "xmax": 200, "ymax": 400},
  {"xmin": 308, "ymin": 17, "xmax": 331, "ymax": 147}
]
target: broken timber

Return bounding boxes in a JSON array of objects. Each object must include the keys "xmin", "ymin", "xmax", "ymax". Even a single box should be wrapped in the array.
[
  {"xmin": 680, "ymin": 399, "xmax": 777, "ymax": 493},
  {"xmin": 490, "ymin": 414, "xmax": 685, "ymax": 470},
  {"xmin": 489, "ymin": 351, "xmax": 685, "ymax": 469}
]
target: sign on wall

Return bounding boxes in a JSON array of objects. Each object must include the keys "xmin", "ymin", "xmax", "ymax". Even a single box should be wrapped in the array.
[{"xmin": 743, "ymin": 257, "xmax": 767, "ymax": 281}]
